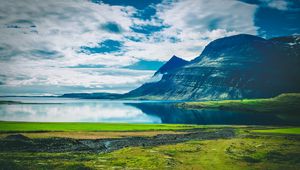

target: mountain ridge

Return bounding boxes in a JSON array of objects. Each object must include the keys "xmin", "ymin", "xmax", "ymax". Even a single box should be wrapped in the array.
[
  {"xmin": 124, "ymin": 34, "xmax": 300, "ymax": 100},
  {"xmin": 154, "ymin": 55, "xmax": 189, "ymax": 76},
  {"xmin": 60, "ymin": 34, "xmax": 300, "ymax": 101}
]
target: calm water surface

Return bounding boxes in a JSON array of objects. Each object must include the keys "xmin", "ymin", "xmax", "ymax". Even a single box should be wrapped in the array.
[{"xmin": 0, "ymin": 97, "xmax": 298, "ymax": 125}]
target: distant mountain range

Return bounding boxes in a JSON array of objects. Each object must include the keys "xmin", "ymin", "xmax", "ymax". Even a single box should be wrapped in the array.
[
  {"xmin": 60, "ymin": 92, "xmax": 122, "ymax": 99},
  {"xmin": 63, "ymin": 34, "xmax": 300, "ymax": 100}
]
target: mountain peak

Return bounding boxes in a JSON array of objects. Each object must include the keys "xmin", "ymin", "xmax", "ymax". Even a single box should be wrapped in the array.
[
  {"xmin": 154, "ymin": 55, "xmax": 188, "ymax": 76},
  {"xmin": 207, "ymin": 34, "xmax": 266, "ymax": 47},
  {"xmin": 170, "ymin": 55, "xmax": 180, "ymax": 60},
  {"xmin": 192, "ymin": 34, "xmax": 267, "ymax": 63}
]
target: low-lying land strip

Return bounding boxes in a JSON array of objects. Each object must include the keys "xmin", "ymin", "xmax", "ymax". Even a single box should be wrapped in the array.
[
  {"xmin": 0, "ymin": 101, "xmax": 62, "ymax": 105},
  {"xmin": 177, "ymin": 93, "xmax": 300, "ymax": 114},
  {"xmin": 0, "ymin": 121, "xmax": 202, "ymax": 132},
  {"xmin": 0, "ymin": 101, "xmax": 23, "ymax": 104},
  {"xmin": 252, "ymin": 127, "xmax": 300, "ymax": 135}
]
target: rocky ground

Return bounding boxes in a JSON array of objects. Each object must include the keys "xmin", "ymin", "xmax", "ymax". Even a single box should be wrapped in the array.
[{"xmin": 0, "ymin": 128, "xmax": 235, "ymax": 153}]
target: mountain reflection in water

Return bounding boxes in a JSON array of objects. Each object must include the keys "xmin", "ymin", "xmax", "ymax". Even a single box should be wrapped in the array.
[{"xmin": 125, "ymin": 102, "xmax": 300, "ymax": 125}]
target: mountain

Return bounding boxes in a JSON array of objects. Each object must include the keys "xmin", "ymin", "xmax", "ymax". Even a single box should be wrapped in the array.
[
  {"xmin": 124, "ymin": 34, "xmax": 300, "ymax": 100},
  {"xmin": 154, "ymin": 55, "xmax": 189, "ymax": 76},
  {"xmin": 60, "ymin": 92, "xmax": 122, "ymax": 99}
]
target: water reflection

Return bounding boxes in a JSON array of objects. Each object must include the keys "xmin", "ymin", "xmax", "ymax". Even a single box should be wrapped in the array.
[
  {"xmin": 0, "ymin": 97, "xmax": 299, "ymax": 125},
  {"xmin": 0, "ymin": 98, "xmax": 161, "ymax": 123},
  {"xmin": 126, "ymin": 102, "xmax": 300, "ymax": 125}
]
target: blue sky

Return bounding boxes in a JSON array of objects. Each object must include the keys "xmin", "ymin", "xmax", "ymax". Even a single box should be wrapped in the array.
[{"xmin": 0, "ymin": 0, "xmax": 299, "ymax": 95}]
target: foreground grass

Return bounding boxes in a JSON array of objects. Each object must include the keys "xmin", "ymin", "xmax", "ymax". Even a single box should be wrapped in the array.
[
  {"xmin": 0, "ymin": 121, "xmax": 202, "ymax": 132},
  {"xmin": 252, "ymin": 128, "xmax": 300, "ymax": 135},
  {"xmin": 102, "ymin": 137, "xmax": 300, "ymax": 170},
  {"xmin": 0, "ymin": 122, "xmax": 299, "ymax": 169},
  {"xmin": 178, "ymin": 93, "xmax": 300, "ymax": 114},
  {"xmin": 1, "ymin": 130, "xmax": 299, "ymax": 170}
]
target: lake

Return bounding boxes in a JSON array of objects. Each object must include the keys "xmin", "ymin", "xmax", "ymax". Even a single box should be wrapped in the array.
[{"xmin": 0, "ymin": 97, "xmax": 299, "ymax": 125}]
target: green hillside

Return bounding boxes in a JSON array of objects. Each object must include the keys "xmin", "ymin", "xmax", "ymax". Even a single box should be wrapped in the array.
[{"xmin": 178, "ymin": 93, "xmax": 300, "ymax": 114}]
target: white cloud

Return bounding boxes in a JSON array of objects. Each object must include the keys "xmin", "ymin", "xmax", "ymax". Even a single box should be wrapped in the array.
[
  {"xmin": 259, "ymin": 0, "xmax": 290, "ymax": 10},
  {"xmin": 123, "ymin": 0, "xmax": 258, "ymax": 61},
  {"xmin": 0, "ymin": 58, "xmax": 153, "ymax": 94},
  {"xmin": 0, "ymin": 0, "xmax": 147, "ymax": 94},
  {"xmin": 0, "ymin": 0, "xmax": 259, "ymax": 95},
  {"xmin": 154, "ymin": 0, "xmax": 257, "ymax": 58}
]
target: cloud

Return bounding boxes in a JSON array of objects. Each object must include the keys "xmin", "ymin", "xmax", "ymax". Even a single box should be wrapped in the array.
[
  {"xmin": 130, "ymin": 24, "xmax": 167, "ymax": 36},
  {"xmin": 0, "ymin": 0, "xmax": 259, "ymax": 95},
  {"xmin": 241, "ymin": 0, "xmax": 298, "ymax": 11},
  {"xmin": 157, "ymin": 0, "xmax": 257, "ymax": 33},
  {"xmin": 67, "ymin": 64, "xmax": 107, "ymax": 68},
  {"xmin": 80, "ymin": 39, "xmax": 124, "ymax": 54},
  {"xmin": 95, "ymin": 0, "xmax": 163, "ymax": 10},
  {"xmin": 259, "ymin": 0, "xmax": 290, "ymax": 10},
  {"xmin": 123, "ymin": 0, "xmax": 258, "ymax": 61},
  {"xmin": 123, "ymin": 59, "xmax": 164, "ymax": 70},
  {"xmin": 100, "ymin": 22, "xmax": 123, "ymax": 33},
  {"xmin": 0, "ymin": 59, "xmax": 154, "ymax": 95}
]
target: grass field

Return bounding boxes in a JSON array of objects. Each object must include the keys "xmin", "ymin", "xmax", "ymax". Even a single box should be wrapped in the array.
[
  {"xmin": 0, "ymin": 127, "xmax": 299, "ymax": 170},
  {"xmin": 178, "ymin": 93, "xmax": 300, "ymax": 114},
  {"xmin": 0, "ymin": 121, "xmax": 202, "ymax": 132},
  {"xmin": 252, "ymin": 127, "xmax": 300, "ymax": 135},
  {"xmin": 99, "ymin": 137, "xmax": 300, "ymax": 170}
]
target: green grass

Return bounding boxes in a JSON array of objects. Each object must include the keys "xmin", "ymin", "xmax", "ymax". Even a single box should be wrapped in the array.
[
  {"xmin": 252, "ymin": 128, "xmax": 300, "ymax": 135},
  {"xmin": 1, "ymin": 132, "xmax": 299, "ymax": 170},
  {"xmin": 178, "ymin": 93, "xmax": 300, "ymax": 114},
  {"xmin": 79, "ymin": 132, "xmax": 300, "ymax": 169},
  {"xmin": 0, "ymin": 121, "xmax": 202, "ymax": 132}
]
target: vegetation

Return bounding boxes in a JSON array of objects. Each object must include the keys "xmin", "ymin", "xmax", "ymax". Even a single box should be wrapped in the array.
[
  {"xmin": 0, "ymin": 121, "xmax": 201, "ymax": 132},
  {"xmin": 0, "ymin": 120, "xmax": 299, "ymax": 169},
  {"xmin": 0, "ymin": 101, "xmax": 23, "ymax": 104},
  {"xmin": 0, "ymin": 127, "xmax": 299, "ymax": 170},
  {"xmin": 100, "ymin": 137, "xmax": 300, "ymax": 170},
  {"xmin": 252, "ymin": 128, "xmax": 300, "ymax": 135},
  {"xmin": 0, "ymin": 101, "xmax": 61, "ymax": 105},
  {"xmin": 178, "ymin": 93, "xmax": 300, "ymax": 114}
]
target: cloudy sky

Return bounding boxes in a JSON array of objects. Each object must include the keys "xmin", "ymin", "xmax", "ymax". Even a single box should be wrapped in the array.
[{"xmin": 0, "ymin": 0, "xmax": 299, "ymax": 95}]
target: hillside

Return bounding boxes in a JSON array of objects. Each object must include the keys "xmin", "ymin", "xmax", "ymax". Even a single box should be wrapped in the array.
[
  {"xmin": 177, "ymin": 93, "xmax": 300, "ymax": 114},
  {"xmin": 125, "ymin": 34, "xmax": 300, "ymax": 100}
]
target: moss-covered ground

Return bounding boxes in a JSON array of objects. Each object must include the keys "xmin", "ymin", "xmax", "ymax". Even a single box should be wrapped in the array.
[
  {"xmin": 0, "ymin": 126, "xmax": 299, "ymax": 170},
  {"xmin": 178, "ymin": 93, "xmax": 300, "ymax": 114}
]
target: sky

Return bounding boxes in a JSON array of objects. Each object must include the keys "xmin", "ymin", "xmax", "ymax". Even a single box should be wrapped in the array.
[{"xmin": 0, "ymin": 0, "xmax": 299, "ymax": 96}]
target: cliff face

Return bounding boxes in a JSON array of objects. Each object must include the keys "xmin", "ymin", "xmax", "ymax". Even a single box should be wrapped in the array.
[{"xmin": 125, "ymin": 34, "xmax": 300, "ymax": 100}]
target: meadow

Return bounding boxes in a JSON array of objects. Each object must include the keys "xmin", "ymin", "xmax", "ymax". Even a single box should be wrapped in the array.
[
  {"xmin": 178, "ymin": 93, "xmax": 300, "ymax": 114},
  {"xmin": 0, "ymin": 122, "xmax": 299, "ymax": 170}
]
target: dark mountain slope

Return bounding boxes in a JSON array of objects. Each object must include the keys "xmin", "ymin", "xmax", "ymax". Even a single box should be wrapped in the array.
[{"xmin": 124, "ymin": 34, "xmax": 300, "ymax": 100}]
